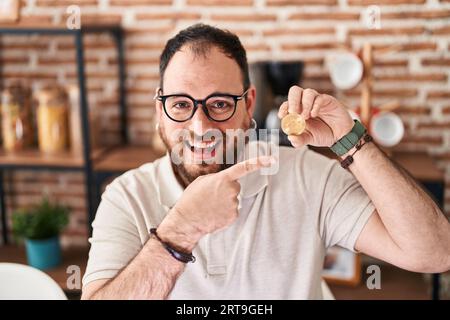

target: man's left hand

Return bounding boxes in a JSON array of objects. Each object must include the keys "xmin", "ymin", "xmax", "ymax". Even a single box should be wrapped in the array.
[{"xmin": 277, "ymin": 86, "xmax": 355, "ymax": 148}]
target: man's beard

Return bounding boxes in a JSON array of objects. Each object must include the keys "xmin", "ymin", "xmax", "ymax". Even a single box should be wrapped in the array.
[{"xmin": 158, "ymin": 121, "xmax": 249, "ymax": 188}]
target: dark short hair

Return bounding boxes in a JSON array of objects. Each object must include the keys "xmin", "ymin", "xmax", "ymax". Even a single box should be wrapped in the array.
[{"xmin": 159, "ymin": 23, "xmax": 250, "ymax": 91}]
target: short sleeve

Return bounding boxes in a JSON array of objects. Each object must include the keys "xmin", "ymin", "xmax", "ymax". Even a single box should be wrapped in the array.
[
  {"xmin": 82, "ymin": 180, "xmax": 142, "ymax": 288},
  {"xmin": 301, "ymin": 148, "xmax": 375, "ymax": 252}
]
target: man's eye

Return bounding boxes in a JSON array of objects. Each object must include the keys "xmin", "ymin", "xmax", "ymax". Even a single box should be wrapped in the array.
[
  {"xmin": 173, "ymin": 102, "xmax": 191, "ymax": 109},
  {"xmin": 211, "ymin": 101, "xmax": 231, "ymax": 109}
]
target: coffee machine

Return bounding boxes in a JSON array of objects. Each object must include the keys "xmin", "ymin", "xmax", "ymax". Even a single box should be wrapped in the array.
[{"xmin": 249, "ymin": 61, "xmax": 304, "ymax": 145}]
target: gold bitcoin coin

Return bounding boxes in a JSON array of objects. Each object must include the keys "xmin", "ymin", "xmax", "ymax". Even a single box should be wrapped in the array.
[{"xmin": 281, "ymin": 113, "xmax": 306, "ymax": 136}]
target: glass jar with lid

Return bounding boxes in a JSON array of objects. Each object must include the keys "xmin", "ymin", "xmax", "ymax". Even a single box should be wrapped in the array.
[
  {"xmin": 36, "ymin": 86, "xmax": 70, "ymax": 154},
  {"xmin": 1, "ymin": 82, "xmax": 34, "ymax": 152}
]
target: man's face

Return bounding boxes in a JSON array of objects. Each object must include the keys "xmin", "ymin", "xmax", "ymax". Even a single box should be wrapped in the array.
[{"xmin": 156, "ymin": 45, "xmax": 256, "ymax": 186}]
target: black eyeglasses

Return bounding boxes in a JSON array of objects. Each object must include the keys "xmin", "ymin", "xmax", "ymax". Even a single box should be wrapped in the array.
[{"xmin": 154, "ymin": 89, "xmax": 249, "ymax": 122}]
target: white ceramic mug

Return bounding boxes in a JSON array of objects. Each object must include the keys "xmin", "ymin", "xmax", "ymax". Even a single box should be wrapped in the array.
[
  {"xmin": 326, "ymin": 52, "xmax": 363, "ymax": 90},
  {"xmin": 370, "ymin": 112, "xmax": 404, "ymax": 147}
]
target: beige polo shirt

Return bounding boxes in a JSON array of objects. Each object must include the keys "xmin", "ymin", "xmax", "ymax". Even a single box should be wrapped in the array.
[{"xmin": 82, "ymin": 142, "xmax": 375, "ymax": 299}]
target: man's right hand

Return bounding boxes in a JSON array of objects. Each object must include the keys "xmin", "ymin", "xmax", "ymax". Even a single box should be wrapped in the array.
[{"xmin": 157, "ymin": 156, "xmax": 275, "ymax": 252}]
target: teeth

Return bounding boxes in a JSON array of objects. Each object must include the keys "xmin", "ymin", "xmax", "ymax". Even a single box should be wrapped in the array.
[{"xmin": 186, "ymin": 140, "xmax": 218, "ymax": 149}]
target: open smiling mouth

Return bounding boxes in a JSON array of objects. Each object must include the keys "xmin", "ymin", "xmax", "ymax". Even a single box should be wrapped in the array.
[{"xmin": 183, "ymin": 139, "xmax": 222, "ymax": 160}]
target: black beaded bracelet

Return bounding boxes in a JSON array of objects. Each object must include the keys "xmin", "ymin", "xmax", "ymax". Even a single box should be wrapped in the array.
[
  {"xmin": 340, "ymin": 134, "xmax": 373, "ymax": 169},
  {"xmin": 149, "ymin": 228, "xmax": 196, "ymax": 263}
]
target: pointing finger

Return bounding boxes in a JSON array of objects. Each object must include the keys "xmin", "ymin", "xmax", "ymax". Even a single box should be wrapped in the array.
[{"xmin": 221, "ymin": 156, "xmax": 275, "ymax": 181}]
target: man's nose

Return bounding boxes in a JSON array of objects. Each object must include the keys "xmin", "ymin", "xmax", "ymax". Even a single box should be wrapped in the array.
[{"xmin": 188, "ymin": 104, "xmax": 215, "ymax": 136}]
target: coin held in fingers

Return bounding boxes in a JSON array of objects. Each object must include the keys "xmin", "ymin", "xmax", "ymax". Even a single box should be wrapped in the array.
[{"xmin": 281, "ymin": 113, "xmax": 306, "ymax": 136}]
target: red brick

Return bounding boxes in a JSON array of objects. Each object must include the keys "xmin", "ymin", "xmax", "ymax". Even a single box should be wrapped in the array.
[
  {"xmin": 348, "ymin": 0, "xmax": 425, "ymax": 4},
  {"xmin": 226, "ymin": 29, "xmax": 254, "ymax": 37},
  {"xmin": 375, "ymin": 73, "xmax": 447, "ymax": 82},
  {"xmin": 125, "ymin": 26, "xmax": 174, "ymax": 36},
  {"xmin": 109, "ymin": 0, "xmax": 172, "ymax": 5},
  {"xmin": 128, "ymin": 102, "xmax": 156, "ymax": 110},
  {"xmin": 401, "ymin": 136, "xmax": 443, "ymax": 145},
  {"xmin": 289, "ymin": 12, "xmax": 359, "ymax": 20},
  {"xmin": 282, "ymin": 42, "xmax": 348, "ymax": 51},
  {"xmin": 346, "ymin": 88, "xmax": 418, "ymax": 98},
  {"xmin": 263, "ymin": 27, "xmax": 335, "ymax": 36},
  {"xmin": 11, "ymin": 172, "xmax": 85, "ymax": 184},
  {"xmin": 0, "ymin": 15, "xmax": 53, "ymax": 26},
  {"xmin": 303, "ymin": 74, "xmax": 330, "ymax": 81},
  {"xmin": 127, "ymin": 87, "xmax": 155, "ymax": 95},
  {"xmin": 267, "ymin": 0, "xmax": 337, "ymax": 5},
  {"xmin": 244, "ymin": 43, "xmax": 271, "ymax": 51},
  {"xmin": 302, "ymin": 57, "xmax": 325, "ymax": 66},
  {"xmin": 2, "ymin": 71, "xmax": 57, "ymax": 80},
  {"xmin": 435, "ymin": 153, "xmax": 450, "ymax": 160},
  {"xmin": 66, "ymin": 71, "xmax": 117, "ymax": 79},
  {"xmin": 373, "ymin": 59, "xmax": 408, "ymax": 68},
  {"xmin": 133, "ymin": 74, "xmax": 160, "ymax": 81},
  {"xmin": 38, "ymin": 56, "xmax": 99, "ymax": 65},
  {"xmin": 383, "ymin": 10, "xmax": 450, "ymax": 20},
  {"xmin": 430, "ymin": 25, "xmax": 450, "ymax": 35},
  {"xmin": 86, "ymin": 83, "xmax": 107, "ymax": 93},
  {"xmin": 427, "ymin": 91, "xmax": 450, "ymax": 99},
  {"xmin": 373, "ymin": 42, "xmax": 437, "ymax": 52},
  {"xmin": 187, "ymin": 0, "xmax": 252, "ymax": 5},
  {"xmin": 110, "ymin": 115, "xmax": 152, "ymax": 125},
  {"xmin": 396, "ymin": 106, "xmax": 431, "ymax": 116},
  {"xmin": 57, "ymin": 42, "xmax": 116, "ymax": 50},
  {"xmin": 417, "ymin": 122, "xmax": 450, "ymax": 129},
  {"xmin": 211, "ymin": 13, "xmax": 277, "ymax": 22},
  {"xmin": 3, "ymin": 43, "xmax": 48, "ymax": 50},
  {"xmin": 108, "ymin": 57, "xmax": 159, "ymax": 65},
  {"xmin": 97, "ymin": 97, "xmax": 120, "ymax": 108},
  {"xmin": 7, "ymin": 188, "xmax": 85, "ymax": 198},
  {"xmin": 135, "ymin": 12, "xmax": 201, "ymax": 21},
  {"xmin": 0, "ymin": 57, "xmax": 29, "ymax": 64},
  {"xmin": 36, "ymin": 0, "xmax": 98, "ymax": 6},
  {"xmin": 61, "ymin": 13, "xmax": 123, "ymax": 25},
  {"xmin": 422, "ymin": 58, "xmax": 450, "ymax": 67},
  {"xmin": 127, "ymin": 42, "xmax": 165, "ymax": 50},
  {"xmin": 349, "ymin": 27, "xmax": 425, "ymax": 36},
  {"xmin": 442, "ymin": 106, "xmax": 450, "ymax": 114}
]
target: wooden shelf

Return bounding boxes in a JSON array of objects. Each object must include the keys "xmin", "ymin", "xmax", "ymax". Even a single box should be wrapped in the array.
[
  {"xmin": 94, "ymin": 145, "xmax": 165, "ymax": 172},
  {"xmin": 310, "ymin": 147, "xmax": 444, "ymax": 182},
  {"xmin": 0, "ymin": 245, "xmax": 88, "ymax": 292},
  {"xmin": 0, "ymin": 147, "xmax": 109, "ymax": 169},
  {"xmin": 391, "ymin": 151, "xmax": 444, "ymax": 182}
]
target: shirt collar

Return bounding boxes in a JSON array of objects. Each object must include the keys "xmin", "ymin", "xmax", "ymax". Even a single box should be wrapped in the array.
[
  {"xmin": 156, "ymin": 153, "xmax": 184, "ymax": 209},
  {"xmin": 236, "ymin": 141, "xmax": 270, "ymax": 198}
]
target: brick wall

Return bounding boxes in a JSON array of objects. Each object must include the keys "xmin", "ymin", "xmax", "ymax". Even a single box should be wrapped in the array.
[{"xmin": 1, "ymin": 0, "xmax": 450, "ymax": 244}]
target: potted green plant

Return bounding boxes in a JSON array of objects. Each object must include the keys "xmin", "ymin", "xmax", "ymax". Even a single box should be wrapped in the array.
[{"xmin": 12, "ymin": 197, "xmax": 69, "ymax": 270}]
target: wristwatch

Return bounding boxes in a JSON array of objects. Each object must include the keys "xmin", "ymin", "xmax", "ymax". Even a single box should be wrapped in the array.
[{"xmin": 330, "ymin": 120, "xmax": 367, "ymax": 157}]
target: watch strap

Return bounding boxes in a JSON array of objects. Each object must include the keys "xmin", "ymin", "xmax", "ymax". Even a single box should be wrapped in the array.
[{"xmin": 330, "ymin": 120, "xmax": 367, "ymax": 156}]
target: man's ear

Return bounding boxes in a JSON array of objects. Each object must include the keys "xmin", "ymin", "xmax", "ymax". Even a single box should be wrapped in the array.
[
  {"xmin": 154, "ymin": 87, "xmax": 162, "ymax": 118},
  {"xmin": 245, "ymin": 85, "xmax": 257, "ymax": 119}
]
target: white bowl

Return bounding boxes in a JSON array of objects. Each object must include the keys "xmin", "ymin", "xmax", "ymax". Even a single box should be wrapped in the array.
[
  {"xmin": 327, "ymin": 52, "xmax": 363, "ymax": 90},
  {"xmin": 370, "ymin": 112, "xmax": 404, "ymax": 147}
]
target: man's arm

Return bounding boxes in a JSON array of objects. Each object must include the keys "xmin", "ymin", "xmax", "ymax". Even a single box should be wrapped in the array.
[
  {"xmin": 279, "ymin": 86, "xmax": 450, "ymax": 273},
  {"xmin": 81, "ymin": 216, "xmax": 200, "ymax": 300},
  {"xmin": 350, "ymin": 142, "xmax": 450, "ymax": 273},
  {"xmin": 82, "ymin": 157, "xmax": 272, "ymax": 299}
]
